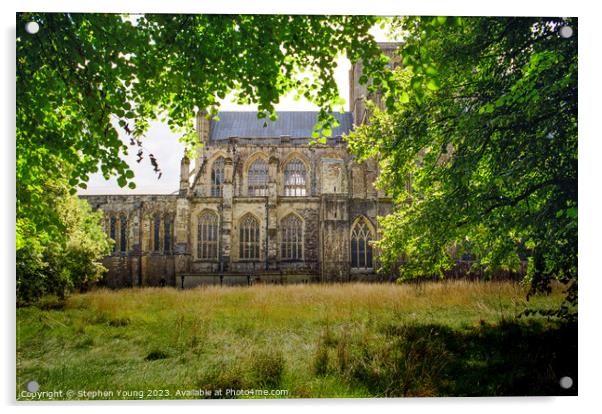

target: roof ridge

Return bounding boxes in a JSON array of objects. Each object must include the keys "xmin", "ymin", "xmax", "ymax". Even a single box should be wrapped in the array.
[{"xmin": 209, "ymin": 111, "xmax": 354, "ymax": 140}]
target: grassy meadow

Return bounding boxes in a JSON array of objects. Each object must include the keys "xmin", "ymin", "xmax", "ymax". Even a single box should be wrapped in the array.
[{"xmin": 16, "ymin": 281, "xmax": 577, "ymax": 399}]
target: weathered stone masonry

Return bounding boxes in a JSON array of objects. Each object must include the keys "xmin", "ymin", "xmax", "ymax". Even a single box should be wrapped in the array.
[{"xmin": 81, "ymin": 44, "xmax": 400, "ymax": 287}]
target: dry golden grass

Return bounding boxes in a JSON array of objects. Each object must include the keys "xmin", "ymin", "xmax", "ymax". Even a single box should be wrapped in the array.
[
  {"xmin": 67, "ymin": 280, "xmax": 562, "ymax": 328},
  {"xmin": 17, "ymin": 281, "xmax": 572, "ymax": 399}
]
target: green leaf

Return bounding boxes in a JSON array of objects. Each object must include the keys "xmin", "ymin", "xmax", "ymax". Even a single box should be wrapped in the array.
[
  {"xmin": 117, "ymin": 176, "xmax": 127, "ymax": 188},
  {"xmin": 425, "ymin": 66, "xmax": 439, "ymax": 76},
  {"xmin": 478, "ymin": 103, "xmax": 494, "ymax": 114},
  {"xmin": 411, "ymin": 78, "xmax": 422, "ymax": 91},
  {"xmin": 426, "ymin": 78, "xmax": 441, "ymax": 91},
  {"xmin": 386, "ymin": 96, "xmax": 395, "ymax": 108}
]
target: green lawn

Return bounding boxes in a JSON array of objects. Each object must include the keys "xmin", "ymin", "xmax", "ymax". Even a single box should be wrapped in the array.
[{"xmin": 16, "ymin": 281, "xmax": 577, "ymax": 399}]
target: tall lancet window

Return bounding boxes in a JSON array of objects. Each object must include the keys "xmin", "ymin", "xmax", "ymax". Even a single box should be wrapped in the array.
[
  {"xmin": 153, "ymin": 214, "xmax": 161, "ymax": 252},
  {"xmin": 110, "ymin": 216, "xmax": 117, "ymax": 252},
  {"xmin": 119, "ymin": 215, "xmax": 128, "ymax": 253},
  {"xmin": 239, "ymin": 214, "xmax": 260, "ymax": 260},
  {"xmin": 248, "ymin": 159, "xmax": 269, "ymax": 196},
  {"xmin": 284, "ymin": 159, "xmax": 307, "ymax": 196},
  {"xmin": 211, "ymin": 157, "xmax": 225, "ymax": 197},
  {"xmin": 163, "ymin": 215, "xmax": 172, "ymax": 254},
  {"xmin": 281, "ymin": 214, "xmax": 303, "ymax": 260},
  {"xmin": 351, "ymin": 217, "xmax": 374, "ymax": 269},
  {"xmin": 197, "ymin": 211, "xmax": 219, "ymax": 260}
]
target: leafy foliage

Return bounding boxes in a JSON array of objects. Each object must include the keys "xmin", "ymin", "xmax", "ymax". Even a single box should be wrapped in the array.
[
  {"xmin": 17, "ymin": 170, "xmax": 111, "ymax": 304},
  {"xmin": 16, "ymin": 13, "xmax": 394, "ymax": 299},
  {"xmin": 17, "ymin": 13, "xmax": 389, "ymax": 192},
  {"xmin": 348, "ymin": 17, "xmax": 577, "ymax": 310}
]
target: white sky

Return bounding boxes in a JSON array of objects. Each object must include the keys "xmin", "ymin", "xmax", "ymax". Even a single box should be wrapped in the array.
[{"xmin": 80, "ymin": 25, "xmax": 388, "ymax": 195}]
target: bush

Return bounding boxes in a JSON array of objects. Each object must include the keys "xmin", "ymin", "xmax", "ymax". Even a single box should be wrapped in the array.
[{"xmin": 17, "ymin": 178, "xmax": 111, "ymax": 304}]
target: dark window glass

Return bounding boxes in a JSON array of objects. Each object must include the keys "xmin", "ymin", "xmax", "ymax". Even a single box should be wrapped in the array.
[
  {"xmin": 110, "ymin": 216, "xmax": 117, "ymax": 252},
  {"xmin": 119, "ymin": 215, "xmax": 127, "ymax": 253},
  {"xmin": 351, "ymin": 218, "xmax": 374, "ymax": 269},
  {"xmin": 198, "ymin": 211, "xmax": 218, "ymax": 259},
  {"xmin": 281, "ymin": 214, "xmax": 303, "ymax": 260},
  {"xmin": 239, "ymin": 214, "xmax": 260, "ymax": 260},
  {"xmin": 211, "ymin": 157, "xmax": 225, "ymax": 197},
  {"xmin": 153, "ymin": 214, "xmax": 161, "ymax": 252},
  {"xmin": 164, "ymin": 216, "xmax": 172, "ymax": 253}
]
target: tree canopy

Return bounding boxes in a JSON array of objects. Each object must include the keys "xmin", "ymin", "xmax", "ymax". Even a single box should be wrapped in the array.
[
  {"xmin": 16, "ymin": 13, "xmax": 396, "ymax": 287},
  {"xmin": 348, "ymin": 17, "xmax": 577, "ymax": 313},
  {"xmin": 16, "ymin": 169, "xmax": 112, "ymax": 303},
  {"xmin": 17, "ymin": 13, "xmax": 396, "ymax": 299},
  {"xmin": 17, "ymin": 13, "xmax": 390, "ymax": 191}
]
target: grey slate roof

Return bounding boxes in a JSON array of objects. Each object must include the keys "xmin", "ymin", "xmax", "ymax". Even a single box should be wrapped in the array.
[{"xmin": 209, "ymin": 111, "xmax": 354, "ymax": 141}]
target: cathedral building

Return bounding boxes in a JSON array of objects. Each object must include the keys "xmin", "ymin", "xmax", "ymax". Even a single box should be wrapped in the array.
[{"xmin": 82, "ymin": 44, "xmax": 399, "ymax": 288}]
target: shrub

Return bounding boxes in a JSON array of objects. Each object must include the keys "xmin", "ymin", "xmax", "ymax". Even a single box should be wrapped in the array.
[{"xmin": 17, "ymin": 176, "xmax": 111, "ymax": 304}]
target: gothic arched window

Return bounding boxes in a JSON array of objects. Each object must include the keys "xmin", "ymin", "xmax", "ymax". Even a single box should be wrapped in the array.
[
  {"xmin": 211, "ymin": 157, "xmax": 225, "ymax": 197},
  {"xmin": 153, "ymin": 213, "xmax": 161, "ymax": 252},
  {"xmin": 163, "ymin": 215, "xmax": 172, "ymax": 254},
  {"xmin": 351, "ymin": 217, "xmax": 373, "ymax": 269},
  {"xmin": 239, "ymin": 214, "xmax": 260, "ymax": 260},
  {"xmin": 110, "ymin": 216, "xmax": 117, "ymax": 253},
  {"xmin": 197, "ymin": 211, "xmax": 219, "ymax": 260},
  {"xmin": 119, "ymin": 215, "xmax": 128, "ymax": 253},
  {"xmin": 248, "ymin": 159, "xmax": 269, "ymax": 196},
  {"xmin": 281, "ymin": 214, "xmax": 303, "ymax": 260},
  {"xmin": 284, "ymin": 159, "xmax": 307, "ymax": 196}
]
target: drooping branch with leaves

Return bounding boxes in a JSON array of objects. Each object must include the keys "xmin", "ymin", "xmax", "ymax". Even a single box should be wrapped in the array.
[
  {"xmin": 16, "ymin": 13, "xmax": 394, "ymax": 300},
  {"xmin": 348, "ymin": 17, "xmax": 577, "ymax": 315}
]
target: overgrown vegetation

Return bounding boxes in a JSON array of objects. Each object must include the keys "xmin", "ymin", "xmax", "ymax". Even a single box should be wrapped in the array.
[
  {"xmin": 16, "ymin": 171, "xmax": 111, "ymax": 305},
  {"xmin": 16, "ymin": 13, "xmax": 393, "ymax": 302},
  {"xmin": 348, "ymin": 17, "xmax": 577, "ymax": 316},
  {"xmin": 17, "ymin": 282, "xmax": 576, "ymax": 399}
]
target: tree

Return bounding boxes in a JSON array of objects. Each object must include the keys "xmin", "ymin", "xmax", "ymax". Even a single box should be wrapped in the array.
[
  {"xmin": 348, "ymin": 17, "xmax": 577, "ymax": 314},
  {"xmin": 16, "ymin": 13, "xmax": 395, "ymax": 297},
  {"xmin": 17, "ymin": 13, "xmax": 390, "ymax": 190},
  {"xmin": 17, "ymin": 167, "xmax": 112, "ymax": 304}
]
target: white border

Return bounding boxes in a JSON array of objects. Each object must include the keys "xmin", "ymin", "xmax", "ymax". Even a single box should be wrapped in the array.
[{"xmin": 3, "ymin": 1, "xmax": 600, "ymax": 413}]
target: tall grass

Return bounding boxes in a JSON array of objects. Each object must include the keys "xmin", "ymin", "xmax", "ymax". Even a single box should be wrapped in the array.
[{"xmin": 16, "ymin": 281, "xmax": 575, "ymax": 399}]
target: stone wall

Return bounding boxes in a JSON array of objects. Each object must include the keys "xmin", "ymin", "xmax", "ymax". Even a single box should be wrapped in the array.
[
  {"xmin": 81, "ymin": 43, "xmax": 402, "ymax": 288},
  {"xmin": 81, "ymin": 138, "xmax": 392, "ymax": 287}
]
